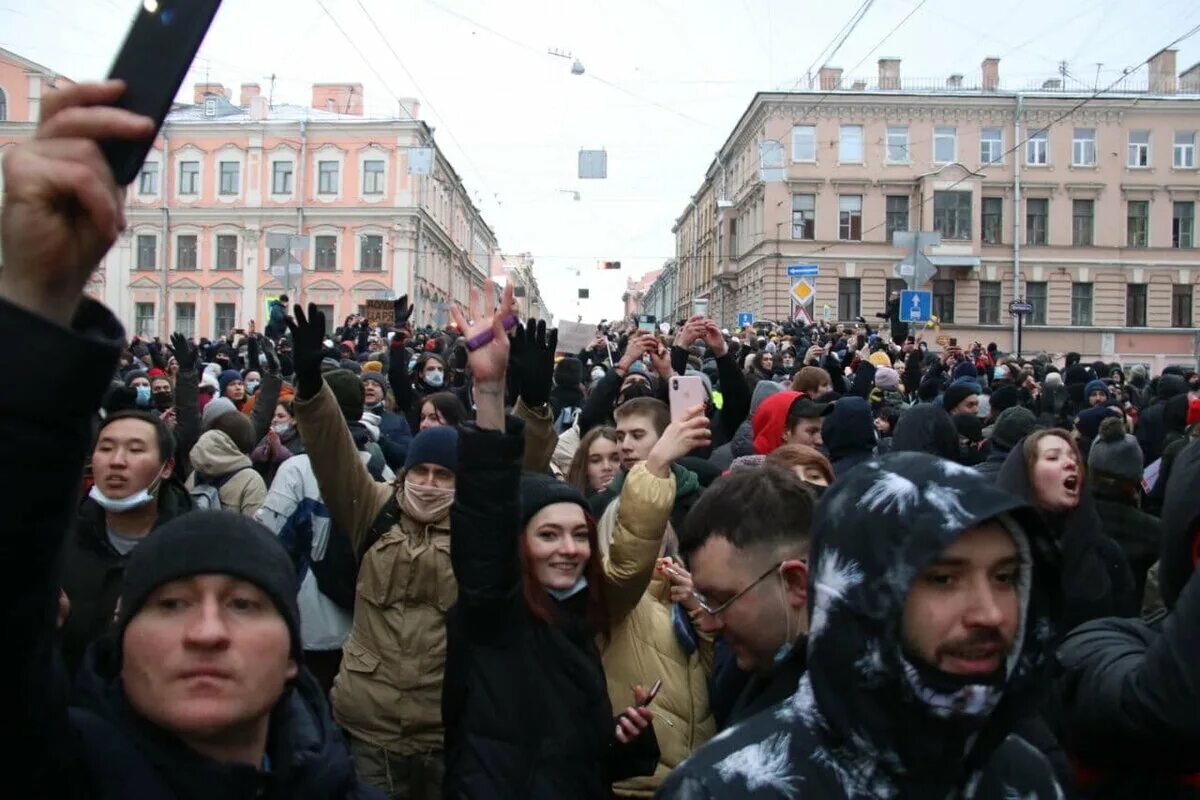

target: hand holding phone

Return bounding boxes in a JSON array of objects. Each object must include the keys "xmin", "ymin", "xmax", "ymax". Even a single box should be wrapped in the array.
[{"xmin": 669, "ymin": 375, "xmax": 707, "ymax": 423}]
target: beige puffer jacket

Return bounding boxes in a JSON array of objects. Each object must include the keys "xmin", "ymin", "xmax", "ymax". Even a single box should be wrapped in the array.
[{"xmin": 186, "ymin": 429, "xmax": 266, "ymax": 516}]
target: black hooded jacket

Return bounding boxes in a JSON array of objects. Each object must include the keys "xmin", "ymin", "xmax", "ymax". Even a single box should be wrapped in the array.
[
  {"xmin": 890, "ymin": 403, "xmax": 960, "ymax": 462},
  {"xmin": 821, "ymin": 396, "xmax": 877, "ymax": 478},
  {"xmin": 659, "ymin": 452, "xmax": 1063, "ymax": 799},
  {"xmin": 1135, "ymin": 375, "xmax": 1189, "ymax": 465}
]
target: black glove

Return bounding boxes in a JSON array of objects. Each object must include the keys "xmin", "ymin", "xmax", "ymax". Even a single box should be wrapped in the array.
[
  {"xmin": 515, "ymin": 319, "xmax": 557, "ymax": 408},
  {"xmin": 247, "ymin": 335, "xmax": 260, "ymax": 374},
  {"xmin": 148, "ymin": 340, "xmax": 168, "ymax": 370},
  {"xmin": 170, "ymin": 333, "xmax": 197, "ymax": 371},
  {"xmin": 260, "ymin": 335, "xmax": 280, "ymax": 376},
  {"xmin": 287, "ymin": 303, "xmax": 327, "ymax": 400},
  {"xmin": 393, "ymin": 294, "xmax": 413, "ymax": 329}
]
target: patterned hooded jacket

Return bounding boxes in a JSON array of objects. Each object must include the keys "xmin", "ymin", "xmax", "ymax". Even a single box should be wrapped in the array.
[{"xmin": 658, "ymin": 452, "xmax": 1064, "ymax": 800}]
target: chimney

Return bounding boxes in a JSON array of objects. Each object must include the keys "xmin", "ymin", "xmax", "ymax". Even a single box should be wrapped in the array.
[
  {"xmin": 397, "ymin": 97, "xmax": 421, "ymax": 119},
  {"xmin": 878, "ymin": 58, "xmax": 900, "ymax": 90},
  {"xmin": 981, "ymin": 57, "xmax": 1000, "ymax": 91},
  {"xmin": 249, "ymin": 95, "xmax": 268, "ymax": 121},
  {"xmin": 946, "ymin": 74, "xmax": 964, "ymax": 89},
  {"xmin": 818, "ymin": 66, "xmax": 843, "ymax": 90},
  {"xmin": 1181, "ymin": 61, "xmax": 1200, "ymax": 92},
  {"xmin": 193, "ymin": 82, "xmax": 226, "ymax": 104},
  {"xmin": 1042, "ymin": 78, "xmax": 1062, "ymax": 90},
  {"xmin": 312, "ymin": 83, "xmax": 365, "ymax": 115},
  {"xmin": 851, "ymin": 80, "xmax": 866, "ymax": 91},
  {"xmin": 1149, "ymin": 48, "xmax": 1177, "ymax": 93},
  {"xmin": 240, "ymin": 83, "xmax": 261, "ymax": 107}
]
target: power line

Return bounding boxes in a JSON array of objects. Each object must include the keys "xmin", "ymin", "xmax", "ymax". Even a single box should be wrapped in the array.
[{"xmin": 787, "ymin": 0, "xmax": 876, "ymax": 92}]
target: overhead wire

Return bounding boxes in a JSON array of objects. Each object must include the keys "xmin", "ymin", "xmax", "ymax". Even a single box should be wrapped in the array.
[{"xmin": 786, "ymin": 0, "xmax": 876, "ymax": 92}]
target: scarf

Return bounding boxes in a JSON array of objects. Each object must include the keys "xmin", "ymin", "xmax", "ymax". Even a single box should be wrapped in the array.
[{"xmin": 401, "ymin": 480, "xmax": 454, "ymax": 524}]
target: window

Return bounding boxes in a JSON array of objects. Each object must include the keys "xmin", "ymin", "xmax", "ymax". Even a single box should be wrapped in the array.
[
  {"xmin": 214, "ymin": 303, "xmax": 236, "ymax": 337},
  {"xmin": 315, "ymin": 235, "xmax": 338, "ymax": 271},
  {"xmin": 1175, "ymin": 131, "xmax": 1197, "ymax": 168},
  {"xmin": 174, "ymin": 303, "xmax": 196, "ymax": 339},
  {"xmin": 1126, "ymin": 283, "xmax": 1147, "ymax": 327},
  {"xmin": 1072, "ymin": 128, "xmax": 1096, "ymax": 166},
  {"xmin": 932, "ymin": 279, "xmax": 955, "ymax": 323},
  {"xmin": 728, "ymin": 218, "xmax": 738, "ymax": 258},
  {"xmin": 885, "ymin": 195, "xmax": 909, "ymax": 240},
  {"xmin": 982, "ymin": 197, "xmax": 1003, "ymax": 245},
  {"xmin": 1072, "ymin": 199, "xmax": 1094, "ymax": 246},
  {"xmin": 136, "ymin": 234, "xmax": 157, "ymax": 270},
  {"xmin": 135, "ymin": 303, "xmax": 155, "ymax": 338},
  {"xmin": 1127, "ymin": 200, "xmax": 1149, "ymax": 247},
  {"xmin": 1173, "ymin": 201, "xmax": 1194, "ymax": 248},
  {"xmin": 1071, "ymin": 282, "xmax": 1093, "ymax": 326},
  {"xmin": 886, "ymin": 126, "xmax": 908, "ymax": 163},
  {"xmin": 838, "ymin": 195, "xmax": 862, "ymax": 240},
  {"xmin": 176, "ymin": 235, "xmax": 197, "ymax": 270},
  {"xmin": 179, "ymin": 161, "xmax": 200, "ymax": 195},
  {"xmin": 791, "ymin": 125, "xmax": 816, "ymax": 162},
  {"xmin": 360, "ymin": 234, "xmax": 383, "ymax": 271},
  {"xmin": 272, "ymin": 161, "xmax": 293, "ymax": 194},
  {"xmin": 838, "ymin": 125, "xmax": 863, "ymax": 163},
  {"xmin": 1026, "ymin": 129, "xmax": 1048, "ymax": 165},
  {"xmin": 979, "ymin": 281, "xmax": 1001, "ymax": 324},
  {"xmin": 1172, "ymin": 284, "xmax": 1193, "ymax": 328},
  {"xmin": 218, "ymin": 161, "xmax": 239, "ymax": 195},
  {"xmin": 1026, "ymin": 281, "xmax": 1048, "ymax": 325},
  {"xmin": 363, "ymin": 160, "xmax": 386, "ymax": 194},
  {"xmin": 791, "ymin": 194, "xmax": 815, "ymax": 239},
  {"xmin": 138, "ymin": 162, "xmax": 159, "ymax": 195},
  {"xmin": 318, "ymin": 161, "xmax": 339, "ymax": 194},
  {"xmin": 215, "ymin": 234, "xmax": 238, "ymax": 270},
  {"xmin": 933, "ymin": 191, "xmax": 971, "ymax": 240},
  {"xmin": 0, "ymin": 88, "xmax": 6, "ymax": 121},
  {"xmin": 980, "ymin": 128, "xmax": 1003, "ymax": 164},
  {"xmin": 934, "ymin": 127, "xmax": 956, "ymax": 163},
  {"xmin": 1026, "ymin": 198, "xmax": 1048, "ymax": 245},
  {"xmin": 837, "ymin": 278, "xmax": 860, "ymax": 320},
  {"xmin": 1128, "ymin": 130, "xmax": 1150, "ymax": 167}
]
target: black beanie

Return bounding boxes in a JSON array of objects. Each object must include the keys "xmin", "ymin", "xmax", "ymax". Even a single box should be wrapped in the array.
[
  {"xmin": 324, "ymin": 369, "xmax": 365, "ymax": 423},
  {"xmin": 554, "ymin": 357, "xmax": 585, "ymax": 388},
  {"xmin": 117, "ymin": 511, "xmax": 301, "ymax": 660},
  {"xmin": 519, "ymin": 473, "xmax": 591, "ymax": 529},
  {"xmin": 942, "ymin": 383, "xmax": 979, "ymax": 413},
  {"xmin": 988, "ymin": 384, "xmax": 1019, "ymax": 416}
]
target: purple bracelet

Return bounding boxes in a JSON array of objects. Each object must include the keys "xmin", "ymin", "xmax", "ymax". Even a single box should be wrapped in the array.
[{"xmin": 465, "ymin": 315, "xmax": 519, "ymax": 351}]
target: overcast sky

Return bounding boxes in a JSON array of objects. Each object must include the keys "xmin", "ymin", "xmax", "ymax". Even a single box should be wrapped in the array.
[{"xmin": 5, "ymin": 0, "xmax": 1198, "ymax": 321}]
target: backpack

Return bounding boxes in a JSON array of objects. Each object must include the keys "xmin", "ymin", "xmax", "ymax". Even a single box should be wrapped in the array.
[
  {"xmin": 553, "ymin": 405, "xmax": 580, "ymax": 434},
  {"xmin": 188, "ymin": 467, "xmax": 251, "ymax": 511}
]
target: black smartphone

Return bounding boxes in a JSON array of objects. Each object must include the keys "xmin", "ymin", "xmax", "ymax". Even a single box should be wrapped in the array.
[
  {"xmin": 101, "ymin": 0, "xmax": 224, "ymax": 185},
  {"xmin": 949, "ymin": 337, "xmax": 958, "ymax": 347}
]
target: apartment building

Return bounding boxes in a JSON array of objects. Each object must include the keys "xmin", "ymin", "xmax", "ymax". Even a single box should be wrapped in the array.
[
  {"xmin": 0, "ymin": 47, "xmax": 499, "ymax": 338},
  {"xmin": 496, "ymin": 251, "xmax": 553, "ymax": 323},
  {"xmin": 663, "ymin": 52, "xmax": 1200, "ymax": 368}
]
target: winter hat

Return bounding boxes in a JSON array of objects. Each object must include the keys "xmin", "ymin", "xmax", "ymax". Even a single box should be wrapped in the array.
[
  {"xmin": 200, "ymin": 396, "xmax": 238, "ymax": 430},
  {"xmin": 554, "ymin": 357, "xmax": 585, "ymax": 388},
  {"xmin": 1158, "ymin": 374, "xmax": 1189, "ymax": 400},
  {"xmin": 363, "ymin": 360, "xmax": 384, "ymax": 374},
  {"xmin": 339, "ymin": 358, "xmax": 363, "ymax": 375},
  {"xmin": 917, "ymin": 379, "xmax": 941, "ymax": 403},
  {"xmin": 868, "ymin": 351, "xmax": 892, "ymax": 368},
  {"xmin": 1084, "ymin": 379, "xmax": 1110, "ymax": 400},
  {"xmin": 1088, "ymin": 417, "xmax": 1143, "ymax": 482},
  {"xmin": 988, "ymin": 384, "xmax": 1020, "ymax": 417},
  {"xmin": 1074, "ymin": 405, "xmax": 1121, "ymax": 440},
  {"xmin": 1044, "ymin": 372, "xmax": 1063, "ymax": 388},
  {"xmin": 320, "ymin": 357, "xmax": 342, "ymax": 373},
  {"xmin": 992, "ymin": 407, "xmax": 1038, "ymax": 451},
  {"xmin": 942, "ymin": 383, "xmax": 979, "ymax": 413},
  {"xmin": 953, "ymin": 362, "xmax": 979, "ymax": 382},
  {"xmin": 217, "ymin": 369, "xmax": 243, "ymax": 395},
  {"xmin": 1064, "ymin": 364, "xmax": 1091, "ymax": 386},
  {"xmin": 404, "ymin": 426, "xmax": 459, "ymax": 472},
  {"xmin": 147, "ymin": 368, "xmax": 166, "ymax": 379},
  {"xmin": 116, "ymin": 511, "xmax": 301, "ymax": 659},
  {"xmin": 520, "ymin": 473, "xmax": 590, "ymax": 529},
  {"xmin": 361, "ymin": 371, "xmax": 389, "ymax": 391},
  {"xmin": 750, "ymin": 379, "xmax": 783, "ymax": 414},
  {"xmin": 874, "ymin": 366, "xmax": 901, "ymax": 390},
  {"xmin": 1188, "ymin": 398, "xmax": 1200, "ymax": 427},
  {"xmin": 324, "ymin": 369, "xmax": 365, "ymax": 423},
  {"xmin": 124, "ymin": 371, "xmax": 150, "ymax": 387}
]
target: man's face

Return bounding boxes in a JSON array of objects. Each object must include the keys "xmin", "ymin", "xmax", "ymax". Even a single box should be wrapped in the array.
[
  {"xmin": 364, "ymin": 381, "xmax": 385, "ymax": 406},
  {"xmin": 405, "ymin": 462, "xmax": 456, "ymax": 490},
  {"xmin": 615, "ymin": 413, "xmax": 660, "ymax": 470},
  {"xmin": 951, "ymin": 394, "xmax": 980, "ymax": 416},
  {"xmin": 93, "ymin": 418, "xmax": 169, "ymax": 500},
  {"xmin": 902, "ymin": 521, "xmax": 1020, "ymax": 678},
  {"xmin": 122, "ymin": 575, "xmax": 297, "ymax": 744},
  {"xmin": 223, "ymin": 379, "xmax": 245, "ymax": 402},
  {"xmin": 151, "ymin": 378, "xmax": 172, "ymax": 398},
  {"xmin": 784, "ymin": 417, "xmax": 823, "ymax": 448},
  {"xmin": 1088, "ymin": 389, "xmax": 1108, "ymax": 407}
]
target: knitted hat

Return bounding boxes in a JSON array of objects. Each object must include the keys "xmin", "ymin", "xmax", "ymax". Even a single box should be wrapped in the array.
[
  {"xmin": 404, "ymin": 426, "xmax": 459, "ymax": 472},
  {"xmin": 917, "ymin": 379, "xmax": 941, "ymax": 403},
  {"xmin": 147, "ymin": 368, "xmax": 166, "ymax": 379},
  {"xmin": 363, "ymin": 360, "xmax": 384, "ymax": 374},
  {"xmin": 874, "ymin": 366, "xmax": 901, "ymax": 390},
  {"xmin": 324, "ymin": 369, "xmax": 365, "ymax": 423},
  {"xmin": 200, "ymin": 396, "xmax": 238, "ymax": 430},
  {"xmin": 1088, "ymin": 417, "xmax": 1143, "ymax": 482},
  {"xmin": 116, "ymin": 511, "xmax": 301, "ymax": 659},
  {"xmin": 1044, "ymin": 372, "xmax": 1063, "ymax": 388},
  {"xmin": 1074, "ymin": 405, "xmax": 1121, "ymax": 440},
  {"xmin": 942, "ymin": 383, "xmax": 979, "ymax": 413},
  {"xmin": 124, "ymin": 371, "xmax": 150, "ymax": 387},
  {"xmin": 953, "ymin": 362, "xmax": 979, "ymax": 381},
  {"xmin": 320, "ymin": 357, "xmax": 341, "ymax": 373},
  {"xmin": 868, "ymin": 351, "xmax": 892, "ymax": 368},
  {"xmin": 1084, "ymin": 379, "xmax": 1110, "ymax": 400},
  {"xmin": 988, "ymin": 384, "xmax": 1019, "ymax": 416},
  {"xmin": 554, "ymin": 357, "xmax": 585, "ymax": 388},
  {"xmin": 217, "ymin": 369, "xmax": 243, "ymax": 395},
  {"xmin": 361, "ymin": 371, "xmax": 389, "ymax": 391},
  {"xmin": 339, "ymin": 358, "xmax": 363, "ymax": 375},
  {"xmin": 520, "ymin": 473, "xmax": 590, "ymax": 529},
  {"xmin": 992, "ymin": 407, "xmax": 1038, "ymax": 451}
]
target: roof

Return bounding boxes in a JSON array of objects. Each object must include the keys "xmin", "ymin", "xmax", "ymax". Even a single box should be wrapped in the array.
[
  {"xmin": 166, "ymin": 101, "xmax": 413, "ymax": 125},
  {"xmin": 0, "ymin": 46, "xmax": 61, "ymax": 77}
]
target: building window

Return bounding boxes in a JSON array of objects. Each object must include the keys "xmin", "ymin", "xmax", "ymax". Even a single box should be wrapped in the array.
[
  {"xmin": 932, "ymin": 279, "xmax": 955, "ymax": 323},
  {"xmin": 791, "ymin": 194, "xmax": 815, "ymax": 239},
  {"xmin": 979, "ymin": 281, "xmax": 1001, "ymax": 324},
  {"xmin": 886, "ymin": 126, "xmax": 908, "ymax": 163},
  {"xmin": 1126, "ymin": 283, "xmax": 1147, "ymax": 327},
  {"xmin": 315, "ymin": 235, "xmax": 338, "ymax": 271},
  {"xmin": 1071, "ymin": 282, "xmax": 1093, "ymax": 326},
  {"xmin": 934, "ymin": 127, "xmax": 956, "ymax": 163},
  {"xmin": 136, "ymin": 234, "xmax": 157, "ymax": 270},
  {"xmin": 138, "ymin": 162, "xmax": 159, "ymax": 195},
  {"xmin": 313, "ymin": 305, "xmax": 335, "ymax": 336},
  {"xmin": 838, "ymin": 195, "xmax": 862, "ymax": 240},
  {"xmin": 837, "ymin": 278, "xmax": 860, "ymax": 320},
  {"xmin": 1174, "ymin": 201, "xmax": 1195, "ymax": 248},
  {"xmin": 791, "ymin": 125, "xmax": 816, "ymax": 162},
  {"xmin": 981, "ymin": 197, "xmax": 1003, "ymax": 245},
  {"xmin": 1175, "ymin": 131, "xmax": 1196, "ymax": 168},
  {"xmin": 885, "ymin": 195, "xmax": 909, "ymax": 240},
  {"xmin": 215, "ymin": 234, "xmax": 238, "ymax": 270},
  {"xmin": 728, "ymin": 218, "xmax": 738, "ymax": 258},
  {"xmin": 179, "ymin": 161, "xmax": 200, "ymax": 195},
  {"xmin": 359, "ymin": 234, "xmax": 383, "ymax": 271},
  {"xmin": 135, "ymin": 302, "xmax": 155, "ymax": 338},
  {"xmin": 933, "ymin": 191, "xmax": 971, "ymax": 240},
  {"xmin": 218, "ymin": 161, "xmax": 239, "ymax": 195},
  {"xmin": 0, "ymin": 88, "xmax": 6, "ymax": 121},
  {"xmin": 363, "ymin": 160, "xmax": 386, "ymax": 194},
  {"xmin": 176, "ymin": 235, "xmax": 197, "ymax": 271},
  {"xmin": 1026, "ymin": 129, "xmax": 1048, "ymax": 165},
  {"xmin": 1026, "ymin": 198, "xmax": 1048, "ymax": 245},
  {"xmin": 214, "ymin": 303, "xmax": 236, "ymax": 337},
  {"xmin": 980, "ymin": 128, "xmax": 1003, "ymax": 165},
  {"xmin": 272, "ymin": 161, "xmax": 293, "ymax": 194},
  {"xmin": 1128, "ymin": 130, "xmax": 1150, "ymax": 167},
  {"xmin": 1172, "ymin": 284, "xmax": 1193, "ymax": 328},
  {"xmin": 1026, "ymin": 281, "xmax": 1047, "ymax": 325},
  {"xmin": 1127, "ymin": 200, "xmax": 1149, "ymax": 247},
  {"xmin": 1072, "ymin": 199, "xmax": 1095, "ymax": 246},
  {"xmin": 174, "ymin": 302, "xmax": 196, "ymax": 339},
  {"xmin": 318, "ymin": 161, "xmax": 339, "ymax": 194},
  {"xmin": 838, "ymin": 125, "xmax": 864, "ymax": 163},
  {"xmin": 1071, "ymin": 128, "xmax": 1096, "ymax": 166}
]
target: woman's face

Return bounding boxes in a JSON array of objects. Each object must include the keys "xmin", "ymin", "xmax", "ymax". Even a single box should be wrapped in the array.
[
  {"xmin": 874, "ymin": 416, "xmax": 892, "ymax": 435},
  {"xmin": 1031, "ymin": 435, "xmax": 1081, "ymax": 513},
  {"xmin": 586, "ymin": 438, "xmax": 622, "ymax": 492},
  {"xmin": 525, "ymin": 503, "xmax": 590, "ymax": 590},
  {"xmin": 761, "ymin": 354, "xmax": 774, "ymax": 370},
  {"xmin": 420, "ymin": 401, "xmax": 447, "ymax": 431},
  {"xmin": 792, "ymin": 465, "xmax": 829, "ymax": 487},
  {"xmin": 272, "ymin": 405, "xmax": 293, "ymax": 427}
]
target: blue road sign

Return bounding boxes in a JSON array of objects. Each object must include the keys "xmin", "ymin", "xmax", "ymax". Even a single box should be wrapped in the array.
[
  {"xmin": 737, "ymin": 312, "xmax": 754, "ymax": 327},
  {"xmin": 787, "ymin": 264, "xmax": 819, "ymax": 277},
  {"xmin": 899, "ymin": 290, "xmax": 932, "ymax": 323}
]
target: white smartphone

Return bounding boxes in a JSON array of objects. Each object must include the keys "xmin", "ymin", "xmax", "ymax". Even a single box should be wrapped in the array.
[{"xmin": 669, "ymin": 375, "xmax": 707, "ymax": 422}]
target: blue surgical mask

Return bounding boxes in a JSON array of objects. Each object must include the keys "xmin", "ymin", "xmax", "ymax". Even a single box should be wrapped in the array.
[
  {"xmin": 135, "ymin": 385, "xmax": 151, "ymax": 408},
  {"xmin": 408, "ymin": 359, "xmax": 417, "ymax": 371},
  {"xmin": 88, "ymin": 470, "xmax": 164, "ymax": 513},
  {"xmin": 245, "ymin": 380, "xmax": 260, "ymax": 394},
  {"xmin": 546, "ymin": 575, "xmax": 589, "ymax": 601},
  {"xmin": 425, "ymin": 369, "xmax": 444, "ymax": 387},
  {"xmin": 993, "ymin": 366, "xmax": 1006, "ymax": 380}
]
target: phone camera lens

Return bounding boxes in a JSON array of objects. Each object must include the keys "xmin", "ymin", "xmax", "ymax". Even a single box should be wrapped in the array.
[{"xmin": 160, "ymin": 9, "xmax": 175, "ymax": 25}]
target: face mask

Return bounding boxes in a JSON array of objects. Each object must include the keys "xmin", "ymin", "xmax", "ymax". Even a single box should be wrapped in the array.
[
  {"xmin": 424, "ymin": 369, "xmax": 444, "ymax": 387},
  {"xmin": 152, "ymin": 391, "xmax": 173, "ymax": 410},
  {"xmin": 135, "ymin": 386, "xmax": 152, "ymax": 408},
  {"xmin": 88, "ymin": 469, "xmax": 164, "ymax": 514},
  {"xmin": 408, "ymin": 359, "xmax": 417, "ymax": 371},
  {"xmin": 245, "ymin": 381, "xmax": 260, "ymax": 394},
  {"xmin": 271, "ymin": 423, "xmax": 293, "ymax": 435},
  {"xmin": 402, "ymin": 479, "xmax": 454, "ymax": 523},
  {"xmin": 783, "ymin": 358, "xmax": 795, "ymax": 368},
  {"xmin": 993, "ymin": 366, "xmax": 1006, "ymax": 380},
  {"xmin": 590, "ymin": 368, "xmax": 605, "ymax": 381},
  {"xmin": 546, "ymin": 574, "xmax": 589, "ymax": 601}
]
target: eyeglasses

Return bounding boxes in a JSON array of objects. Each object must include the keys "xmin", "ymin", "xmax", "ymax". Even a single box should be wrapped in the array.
[{"xmin": 690, "ymin": 561, "xmax": 783, "ymax": 617}]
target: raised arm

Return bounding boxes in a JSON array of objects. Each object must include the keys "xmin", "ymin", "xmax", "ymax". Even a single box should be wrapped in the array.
[
  {"xmin": 509, "ymin": 319, "xmax": 559, "ymax": 473},
  {"xmin": 247, "ymin": 335, "xmax": 283, "ymax": 442}
]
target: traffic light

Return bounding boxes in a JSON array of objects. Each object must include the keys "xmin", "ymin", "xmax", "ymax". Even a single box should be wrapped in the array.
[
  {"xmin": 578, "ymin": 288, "xmax": 590, "ymax": 299},
  {"xmin": 602, "ymin": 261, "xmax": 622, "ymax": 270}
]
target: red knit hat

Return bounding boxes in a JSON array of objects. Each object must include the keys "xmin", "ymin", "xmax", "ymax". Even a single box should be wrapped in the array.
[
  {"xmin": 1187, "ymin": 398, "xmax": 1200, "ymax": 427},
  {"xmin": 147, "ymin": 368, "xmax": 166, "ymax": 378}
]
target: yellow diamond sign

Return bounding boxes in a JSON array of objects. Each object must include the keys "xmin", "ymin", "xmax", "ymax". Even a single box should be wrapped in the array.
[{"xmin": 791, "ymin": 280, "xmax": 814, "ymax": 305}]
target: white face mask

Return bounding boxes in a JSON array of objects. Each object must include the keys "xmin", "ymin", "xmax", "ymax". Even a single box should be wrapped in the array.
[
  {"xmin": 88, "ymin": 470, "xmax": 164, "ymax": 514},
  {"xmin": 590, "ymin": 368, "xmax": 605, "ymax": 381},
  {"xmin": 271, "ymin": 422, "xmax": 292, "ymax": 435},
  {"xmin": 425, "ymin": 369, "xmax": 444, "ymax": 387}
]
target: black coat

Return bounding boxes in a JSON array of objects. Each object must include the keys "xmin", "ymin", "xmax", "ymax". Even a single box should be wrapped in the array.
[{"xmin": 1090, "ymin": 483, "xmax": 1162, "ymax": 610}]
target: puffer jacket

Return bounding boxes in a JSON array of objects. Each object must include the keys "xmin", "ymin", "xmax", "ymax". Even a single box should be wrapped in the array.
[{"xmin": 186, "ymin": 429, "xmax": 266, "ymax": 516}]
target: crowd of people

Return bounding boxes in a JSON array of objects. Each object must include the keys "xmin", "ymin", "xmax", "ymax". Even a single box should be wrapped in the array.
[{"xmin": 5, "ymin": 80, "xmax": 1200, "ymax": 800}]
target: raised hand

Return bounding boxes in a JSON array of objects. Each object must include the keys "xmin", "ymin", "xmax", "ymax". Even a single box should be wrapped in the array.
[
  {"xmin": 450, "ymin": 278, "xmax": 515, "ymax": 431},
  {"xmin": 393, "ymin": 294, "xmax": 414, "ymax": 329},
  {"xmin": 246, "ymin": 334, "xmax": 260, "ymax": 373},
  {"xmin": 647, "ymin": 339, "xmax": 673, "ymax": 379},
  {"xmin": 644, "ymin": 405, "xmax": 711, "ymax": 476},
  {"xmin": 514, "ymin": 319, "xmax": 558, "ymax": 408},
  {"xmin": 701, "ymin": 320, "xmax": 728, "ymax": 357},
  {"xmin": 287, "ymin": 304, "xmax": 327, "ymax": 398},
  {"xmin": 169, "ymin": 332, "xmax": 197, "ymax": 371}
]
